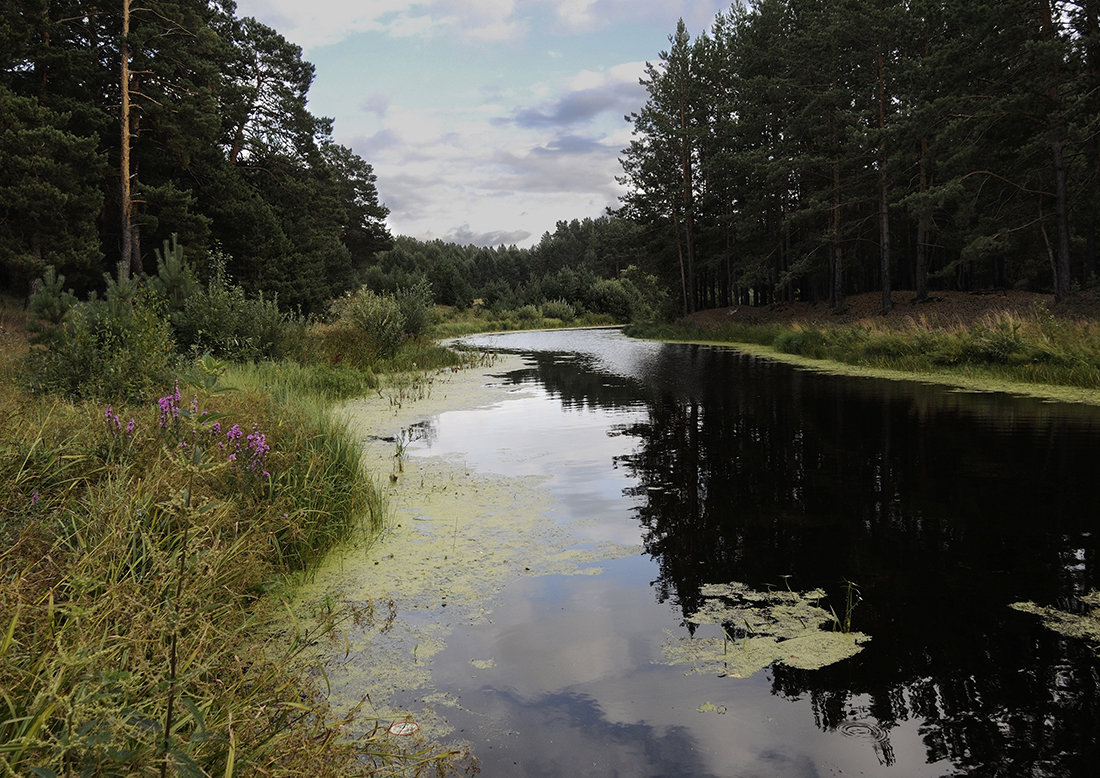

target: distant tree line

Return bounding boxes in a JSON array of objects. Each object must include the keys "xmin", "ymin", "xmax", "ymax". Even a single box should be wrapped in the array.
[
  {"xmin": 1, "ymin": 0, "xmax": 391, "ymax": 313},
  {"xmin": 618, "ymin": 1, "xmax": 1100, "ymax": 315},
  {"xmin": 364, "ymin": 216, "xmax": 670, "ymax": 321}
]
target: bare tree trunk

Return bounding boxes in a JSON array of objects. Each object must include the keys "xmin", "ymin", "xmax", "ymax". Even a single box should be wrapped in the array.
[
  {"xmin": 1042, "ymin": 0, "xmax": 1071, "ymax": 301},
  {"xmin": 914, "ymin": 137, "xmax": 930, "ymax": 302},
  {"xmin": 876, "ymin": 45, "xmax": 892, "ymax": 314},
  {"xmin": 1052, "ymin": 138, "xmax": 1072, "ymax": 301},
  {"xmin": 672, "ymin": 209, "xmax": 689, "ymax": 316},
  {"xmin": 831, "ymin": 155, "xmax": 844, "ymax": 313},
  {"xmin": 120, "ymin": 0, "xmax": 133, "ymax": 278}
]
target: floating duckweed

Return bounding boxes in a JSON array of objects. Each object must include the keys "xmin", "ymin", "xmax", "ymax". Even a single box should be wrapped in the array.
[
  {"xmin": 1010, "ymin": 591, "xmax": 1100, "ymax": 649},
  {"xmin": 662, "ymin": 581, "xmax": 871, "ymax": 678}
]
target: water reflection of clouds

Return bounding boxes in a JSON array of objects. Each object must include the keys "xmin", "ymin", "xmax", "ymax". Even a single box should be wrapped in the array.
[
  {"xmin": 408, "ymin": 386, "xmax": 648, "ymax": 546},
  {"xmin": 457, "ymin": 327, "xmax": 666, "ymax": 383}
]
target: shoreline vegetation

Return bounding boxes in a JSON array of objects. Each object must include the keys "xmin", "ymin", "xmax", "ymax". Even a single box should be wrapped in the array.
[
  {"xmin": 626, "ymin": 290, "xmax": 1100, "ymax": 406},
  {"xmin": 0, "ymin": 284, "xmax": 485, "ymax": 777}
]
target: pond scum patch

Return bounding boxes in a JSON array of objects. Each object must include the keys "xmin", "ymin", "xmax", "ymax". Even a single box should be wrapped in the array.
[
  {"xmin": 1010, "ymin": 591, "xmax": 1100, "ymax": 650},
  {"xmin": 662, "ymin": 582, "xmax": 871, "ymax": 679}
]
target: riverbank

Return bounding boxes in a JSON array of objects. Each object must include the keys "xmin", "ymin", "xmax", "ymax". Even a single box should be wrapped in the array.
[
  {"xmin": 627, "ymin": 290, "xmax": 1100, "ymax": 406},
  {"xmin": 0, "ymin": 359, "xmax": 393, "ymax": 775}
]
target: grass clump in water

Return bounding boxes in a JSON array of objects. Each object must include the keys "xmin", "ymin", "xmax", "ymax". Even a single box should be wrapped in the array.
[{"xmin": 1010, "ymin": 591, "xmax": 1100, "ymax": 650}]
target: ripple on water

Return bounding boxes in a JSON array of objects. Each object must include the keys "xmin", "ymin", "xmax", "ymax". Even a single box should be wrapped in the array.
[{"xmin": 837, "ymin": 720, "xmax": 890, "ymax": 742}]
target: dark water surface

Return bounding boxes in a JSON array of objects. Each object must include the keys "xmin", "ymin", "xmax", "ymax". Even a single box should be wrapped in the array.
[{"xmin": 400, "ymin": 328, "xmax": 1100, "ymax": 776}]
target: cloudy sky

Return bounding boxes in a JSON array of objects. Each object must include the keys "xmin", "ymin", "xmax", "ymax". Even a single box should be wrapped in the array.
[{"xmin": 233, "ymin": 1, "xmax": 733, "ymax": 247}]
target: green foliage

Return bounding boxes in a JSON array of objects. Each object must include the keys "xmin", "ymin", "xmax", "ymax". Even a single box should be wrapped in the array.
[
  {"xmin": 338, "ymin": 287, "xmax": 406, "ymax": 360},
  {"xmin": 25, "ymin": 271, "xmax": 175, "ymax": 402},
  {"xmin": 26, "ymin": 266, "xmax": 76, "ymax": 329},
  {"xmin": 618, "ymin": 1, "xmax": 1100, "ymax": 312},
  {"xmin": 514, "ymin": 304, "xmax": 542, "ymax": 323},
  {"xmin": 148, "ymin": 233, "xmax": 200, "ymax": 313},
  {"xmin": 364, "ymin": 219, "xmax": 650, "ymax": 325},
  {"xmin": 0, "ymin": 86, "xmax": 104, "ymax": 291},
  {"xmin": 0, "ymin": 370, "xmax": 393, "ymax": 777},
  {"xmin": 394, "ymin": 279, "xmax": 436, "ymax": 337},
  {"xmin": 541, "ymin": 298, "xmax": 576, "ymax": 322},
  {"xmin": 637, "ymin": 306, "xmax": 1100, "ymax": 390},
  {"xmin": 174, "ymin": 252, "xmax": 298, "ymax": 362}
]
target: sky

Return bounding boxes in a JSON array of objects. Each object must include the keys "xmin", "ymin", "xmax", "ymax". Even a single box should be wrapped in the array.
[{"xmin": 233, "ymin": 1, "xmax": 734, "ymax": 248}]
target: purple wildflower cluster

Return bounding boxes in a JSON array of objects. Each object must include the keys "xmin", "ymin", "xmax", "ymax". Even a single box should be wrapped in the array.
[
  {"xmin": 216, "ymin": 422, "xmax": 270, "ymax": 477},
  {"xmin": 157, "ymin": 380, "xmax": 183, "ymax": 428},
  {"xmin": 104, "ymin": 406, "xmax": 137, "ymax": 438},
  {"xmin": 154, "ymin": 381, "xmax": 272, "ymax": 479}
]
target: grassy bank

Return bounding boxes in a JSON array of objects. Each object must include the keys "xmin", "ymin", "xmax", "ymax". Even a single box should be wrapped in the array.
[
  {"xmin": 431, "ymin": 304, "xmax": 617, "ymax": 338},
  {"xmin": 628, "ymin": 303, "xmax": 1100, "ymax": 394},
  {"xmin": 0, "ymin": 297, "xmax": 474, "ymax": 775}
]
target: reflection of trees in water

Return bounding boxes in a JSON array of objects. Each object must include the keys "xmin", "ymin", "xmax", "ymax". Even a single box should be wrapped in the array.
[{"xmin": 528, "ymin": 342, "xmax": 1100, "ymax": 776}]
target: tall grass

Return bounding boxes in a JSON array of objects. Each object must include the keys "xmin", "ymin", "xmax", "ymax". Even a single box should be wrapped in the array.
[
  {"xmin": 0, "ymin": 358, "xmax": 467, "ymax": 776},
  {"xmin": 628, "ymin": 305, "xmax": 1100, "ymax": 391}
]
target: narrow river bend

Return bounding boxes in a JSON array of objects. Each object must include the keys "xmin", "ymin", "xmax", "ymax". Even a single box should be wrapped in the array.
[{"xmin": 310, "ymin": 327, "xmax": 1100, "ymax": 777}]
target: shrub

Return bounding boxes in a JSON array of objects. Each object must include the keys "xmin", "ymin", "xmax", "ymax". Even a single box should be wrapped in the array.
[
  {"xmin": 339, "ymin": 287, "xmax": 406, "ymax": 359},
  {"xmin": 541, "ymin": 298, "xmax": 575, "ymax": 322},
  {"xmin": 514, "ymin": 303, "xmax": 542, "ymax": 323},
  {"xmin": 587, "ymin": 278, "xmax": 635, "ymax": 321},
  {"xmin": 774, "ymin": 327, "xmax": 828, "ymax": 358},
  {"xmin": 26, "ymin": 271, "xmax": 175, "ymax": 401},
  {"xmin": 395, "ymin": 279, "xmax": 437, "ymax": 337},
  {"xmin": 174, "ymin": 260, "xmax": 296, "ymax": 362}
]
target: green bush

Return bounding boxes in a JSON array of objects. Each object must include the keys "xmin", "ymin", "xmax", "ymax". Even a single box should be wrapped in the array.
[
  {"xmin": 26, "ymin": 273, "xmax": 175, "ymax": 401},
  {"xmin": 587, "ymin": 278, "xmax": 635, "ymax": 321},
  {"xmin": 541, "ymin": 298, "xmax": 576, "ymax": 322},
  {"xmin": 339, "ymin": 287, "xmax": 405, "ymax": 359},
  {"xmin": 395, "ymin": 279, "xmax": 436, "ymax": 337},
  {"xmin": 514, "ymin": 303, "xmax": 542, "ymax": 323},
  {"xmin": 774, "ymin": 328, "xmax": 828, "ymax": 358},
  {"xmin": 174, "ymin": 258, "xmax": 296, "ymax": 362}
]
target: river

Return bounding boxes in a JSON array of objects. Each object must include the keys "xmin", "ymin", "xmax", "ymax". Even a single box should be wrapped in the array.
[{"xmin": 310, "ymin": 327, "xmax": 1100, "ymax": 777}]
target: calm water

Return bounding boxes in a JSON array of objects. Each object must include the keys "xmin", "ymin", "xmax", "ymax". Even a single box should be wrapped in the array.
[{"xmin": 393, "ymin": 328, "xmax": 1100, "ymax": 776}]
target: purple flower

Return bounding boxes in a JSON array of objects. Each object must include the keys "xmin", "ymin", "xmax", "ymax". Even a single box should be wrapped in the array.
[
  {"xmin": 126, "ymin": 418, "xmax": 136, "ymax": 433},
  {"xmin": 31, "ymin": 491, "xmax": 39, "ymax": 506}
]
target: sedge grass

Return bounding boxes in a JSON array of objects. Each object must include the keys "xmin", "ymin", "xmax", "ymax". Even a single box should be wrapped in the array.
[
  {"xmin": 628, "ymin": 306, "xmax": 1100, "ymax": 393},
  {"xmin": 0, "ymin": 356, "xmax": 467, "ymax": 776}
]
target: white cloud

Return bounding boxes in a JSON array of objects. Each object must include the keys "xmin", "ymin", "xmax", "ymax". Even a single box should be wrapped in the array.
[{"xmin": 235, "ymin": 0, "xmax": 529, "ymax": 49}]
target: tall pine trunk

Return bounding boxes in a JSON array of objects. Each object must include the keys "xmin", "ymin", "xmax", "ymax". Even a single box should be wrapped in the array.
[
  {"xmin": 831, "ymin": 154, "xmax": 844, "ymax": 313},
  {"xmin": 876, "ymin": 45, "xmax": 892, "ymax": 314},
  {"xmin": 120, "ymin": 0, "xmax": 134, "ymax": 278},
  {"xmin": 914, "ymin": 137, "xmax": 930, "ymax": 302}
]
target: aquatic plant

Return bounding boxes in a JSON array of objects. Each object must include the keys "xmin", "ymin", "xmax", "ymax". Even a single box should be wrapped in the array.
[
  {"xmin": 1011, "ymin": 591, "xmax": 1100, "ymax": 652},
  {"xmin": 663, "ymin": 581, "xmax": 871, "ymax": 679}
]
